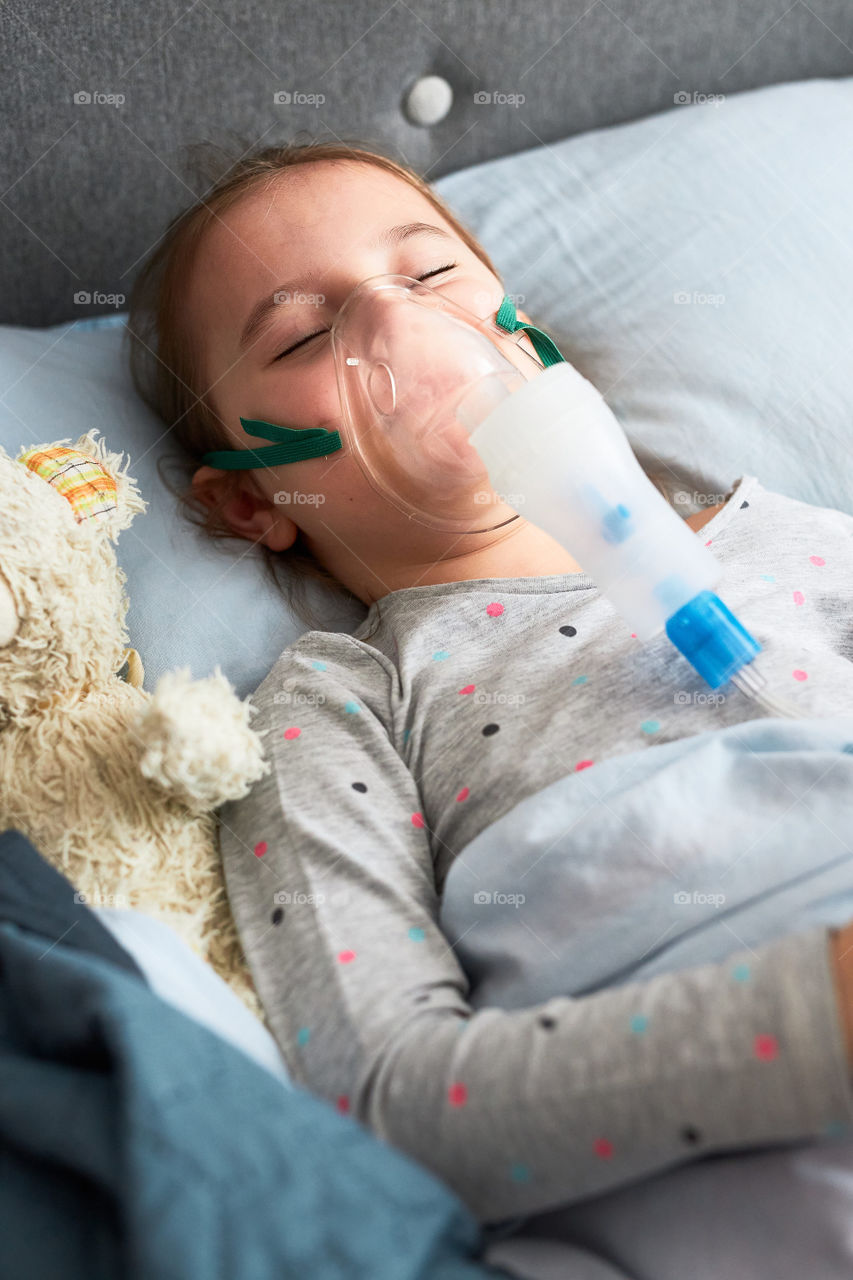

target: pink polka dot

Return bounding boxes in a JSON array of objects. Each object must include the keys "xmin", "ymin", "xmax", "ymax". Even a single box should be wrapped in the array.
[
  {"xmin": 338, "ymin": 950, "xmax": 356, "ymax": 965},
  {"xmin": 283, "ymin": 726, "xmax": 301, "ymax": 740},
  {"xmin": 705, "ymin": 539, "xmax": 712, "ymax": 547},
  {"xmin": 486, "ymin": 602, "xmax": 504, "ymax": 617},
  {"xmin": 754, "ymin": 1033, "xmax": 779, "ymax": 1061},
  {"xmin": 793, "ymin": 591, "xmax": 805, "ymax": 606},
  {"xmin": 792, "ymin": 669, "xmax": 808, "ymax": 682},
  {"xmin": 459, "ymin": 684, "xmax": 476, "ymax": 695},
  {"xmin": 630, "ymin": 633, "xmax": 637, "ymax": 639},
  {"xmin": 411, "ymin": 812, "xmax": 425, "ymax": 828},
  {"xmin": 809, "ymin": 555, "xmax": 826, "ymax": 567},
  {"xmin": 448, "ymin": 1082, "xmax": 468, "ymax": 1107},
  {"xmin": 253, "ymin": 841, "xmax": 268, "ymax": 858},
  {"xmin": 593, "ymin": 1138, "xmax": 614, "ymax": 1159},
  {"xmin": 336, "ymin": 1095, "xmax": 350, "ymax": 1113},
  {"xmin": 575, "ymin": 760, "xmax": 594, "ymax": 771},
  {"xmin": 456, "ymin": 786, "xmax": 470, "ymax": 803}
]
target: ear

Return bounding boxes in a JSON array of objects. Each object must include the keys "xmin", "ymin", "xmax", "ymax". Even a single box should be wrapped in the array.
[{"xmin": 191, "ymin": 465, "xmax": 300, "ymax": 552}]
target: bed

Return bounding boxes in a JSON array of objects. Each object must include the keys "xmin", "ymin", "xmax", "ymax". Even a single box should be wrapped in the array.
[{"xmin": 2, "ymin": 2, "xmax": 853, "ymax": 1276}]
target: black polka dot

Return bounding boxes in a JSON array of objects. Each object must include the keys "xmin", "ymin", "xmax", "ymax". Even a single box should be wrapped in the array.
[
  {"xmin": 680, "ymin": 1125, "xmax": 702, "ymax": 1145},
  {"xmin": 482, "ymin": 723, "xmax": 500, "ymax": 736},
  {"xmin": 351, "ymin": 782, "xmax": 368, "ymax": 793},
  {"xmin": 272, "ymin": 907, "xmax": 284, "ymax": 925},
  {"xmin": 559, "ymin": 625, "xmax": 578, "ymax": 637},
  {"xmin": 740, "ymin": 500, "xmax": 749, "ymax": 509},
  {"xmin": 538, "ymin": 1015, "xmax": 557, "ymax": 1030}
]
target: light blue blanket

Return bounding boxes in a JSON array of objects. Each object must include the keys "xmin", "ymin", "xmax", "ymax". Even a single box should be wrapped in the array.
[{"xmin": 439, "ymin": 714, "xmax": 853, "ymax": 1280}]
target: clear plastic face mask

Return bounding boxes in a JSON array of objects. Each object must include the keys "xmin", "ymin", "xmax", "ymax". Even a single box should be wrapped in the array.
[
  {"xmin": 330, "ymin": 274, "xmax": 547, "ymax": 532},
  {"xmin": 201, "ymin": 273, "xmax": 551, "ymax": 534}
]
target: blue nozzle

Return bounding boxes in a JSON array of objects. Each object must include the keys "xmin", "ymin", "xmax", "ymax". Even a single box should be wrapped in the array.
[{"xmin": 665, "ymin": 591, "xmax": 762, "ymax": 689}]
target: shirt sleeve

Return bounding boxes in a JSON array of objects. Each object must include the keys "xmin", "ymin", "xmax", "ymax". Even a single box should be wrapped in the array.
[{"xmin": 218, "ymin": 636, "xmax": 853, "ymax": 1226}]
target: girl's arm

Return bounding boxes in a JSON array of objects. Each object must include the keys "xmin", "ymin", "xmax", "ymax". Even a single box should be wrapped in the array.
[{"xmin": 219, "ymin": 637, "xmax": 853, "ymax": 1226}]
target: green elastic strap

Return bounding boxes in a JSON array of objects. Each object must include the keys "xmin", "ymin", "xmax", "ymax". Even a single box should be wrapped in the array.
[
  {"xmin": 201, "ymin": 418, "xmax": 344, "ymax": 470},
  {"xmin": 495, "ymin": 296, "xmax": 567, "ymax": 368}
]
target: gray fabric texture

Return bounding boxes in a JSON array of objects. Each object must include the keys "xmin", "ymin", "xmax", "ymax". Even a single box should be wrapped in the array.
[
  {"xmin": 219, "ymin": 474, "xmax": 853, "ymax": 1224},
  {"xmin": 438, "ymin": 711, "xmax": 853, "ymax": 1275},
  {"xmin": 3, "ymin": 1, "xmax": 853, "ymax": 325}
]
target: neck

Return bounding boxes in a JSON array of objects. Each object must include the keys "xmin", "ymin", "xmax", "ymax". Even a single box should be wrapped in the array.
[
  {"xmin": 343, "ymin": 518, "xmax": 585, "ymax": 607},
  {"xmin": 334, "ymin": 502, "xmax": 725, "ymax": 608}
]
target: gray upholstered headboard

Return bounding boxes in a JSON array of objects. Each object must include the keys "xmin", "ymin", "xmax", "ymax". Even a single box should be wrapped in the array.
[{"xmin": 3, "ymin": 0, "xmax": 852, "ymax": 327}]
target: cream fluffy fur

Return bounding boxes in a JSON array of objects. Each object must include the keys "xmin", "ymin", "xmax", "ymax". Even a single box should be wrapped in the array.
[{"xmin": 0, "ymin": 430, "xmax": 271, "ymax": 1023}]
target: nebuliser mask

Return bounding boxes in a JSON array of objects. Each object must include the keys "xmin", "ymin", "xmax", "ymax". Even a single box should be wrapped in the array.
[{"xmin": 203, "ymin": 273, "xmax": 798, "ymax": 714}]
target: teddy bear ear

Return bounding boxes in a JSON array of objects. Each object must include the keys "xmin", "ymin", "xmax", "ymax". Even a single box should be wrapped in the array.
[{"xmin": 15, "ymin": 428, "xmax": 147, "ymax": 538}]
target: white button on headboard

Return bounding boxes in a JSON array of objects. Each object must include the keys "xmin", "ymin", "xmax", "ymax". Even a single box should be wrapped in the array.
[{"xmin": 404, "ymin": 75, "xmax": 454, "ymax": 126}]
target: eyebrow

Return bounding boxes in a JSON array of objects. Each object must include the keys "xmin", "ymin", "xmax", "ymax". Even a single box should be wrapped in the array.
[{"xmin": 238, "ymin": 221, "xmax": 455, "ymax": 353}]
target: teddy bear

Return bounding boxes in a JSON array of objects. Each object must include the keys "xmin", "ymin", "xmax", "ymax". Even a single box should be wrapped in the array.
[{"xmin": 0, "ymin": 429, "xmax": 272, "ymax": 1024}]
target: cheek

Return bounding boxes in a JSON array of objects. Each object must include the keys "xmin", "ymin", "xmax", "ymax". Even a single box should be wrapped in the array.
[
  {"xmin": 251, "ymin": 350, "xmax": 342, "ymax": 432},
  {"xmin": 314, "ymin": 450, "xmax": 375, "ymax": 504},
  {"xmin": 268, "ymin": 447, "xmax": 373, "ymax": 518}
]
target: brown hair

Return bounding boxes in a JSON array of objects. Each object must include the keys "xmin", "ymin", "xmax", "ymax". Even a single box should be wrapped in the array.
[{"xmin": 125, "ymin": 136, "xmax": 506, "ymax": 630}]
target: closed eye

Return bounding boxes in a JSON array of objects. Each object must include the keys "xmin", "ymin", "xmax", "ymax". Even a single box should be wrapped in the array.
[{"xmin": 272, "ymin": 263, "xmax": 459, "ymax": 361}]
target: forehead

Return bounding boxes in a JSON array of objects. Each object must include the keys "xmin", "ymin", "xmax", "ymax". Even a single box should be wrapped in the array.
[{"xmin": 187, "ymin": 161, "xmax": 455, "ymax": 327}]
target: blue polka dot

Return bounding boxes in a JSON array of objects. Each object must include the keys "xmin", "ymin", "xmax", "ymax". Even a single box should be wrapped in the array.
[
  {"xmin": 344, "ymin": 701, "xmax": 360, "ymax": 714},
  {"xmin": 760, "ymin": 574, "xmax": 776, "ymax": 582},
  {"xmin": 640, "ymin": 720, "xmax": 660, "ymax": 734},
  {"xmin": 629, "ymin": 1014, "xmax": 649, "ymax": 1034},
  {"xmin": 572, "ymin": 675, "xmax": 588, "ymax": 686},
  {"xmin": 732, "ymin": 963, "xmax": 751, "ymax": 982},
  {"xmin": 296, "ymin": 1027, "xmax": 311, "ymax": 1047},
  {"xmin": 408, "ymin": 927, "xmax": 426, "ymax": 942},
  {"xmin": 433, "ymin": 650, "xmax": 450, "ymax": 661},
  {"xmin": 311, "ymin": 660, "xmax": 327, "ymax": 671},
  {"xmin": 402, "ymin": 728, "xmax": 412, "ymax": 743},
  {"xmin": 509, "ymin": 1163, "xmax": 531, "ymax": 1183}
]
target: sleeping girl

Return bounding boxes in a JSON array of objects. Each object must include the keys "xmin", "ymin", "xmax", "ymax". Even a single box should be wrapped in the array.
[{"xmin": 127, "ymin": 140, "xmax": 853, "ymax": 1268}]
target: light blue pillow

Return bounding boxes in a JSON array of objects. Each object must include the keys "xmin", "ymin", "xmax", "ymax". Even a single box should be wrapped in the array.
[
  {"xmin": 2, "ymin": 75, "xmax": 851, "ymax": 697},
  {"xmin": 434, "ymin": 75, "xmax": 853, "ymax": 517},
  {"xmin": 0, "ymin": 318, "xmax": 364, "ymax": 697}
]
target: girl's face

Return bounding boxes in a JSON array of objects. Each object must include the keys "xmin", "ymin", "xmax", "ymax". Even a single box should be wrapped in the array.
[{"xmin": 188, "ymin": 160, "xmax": 533, "ymax": 603}]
